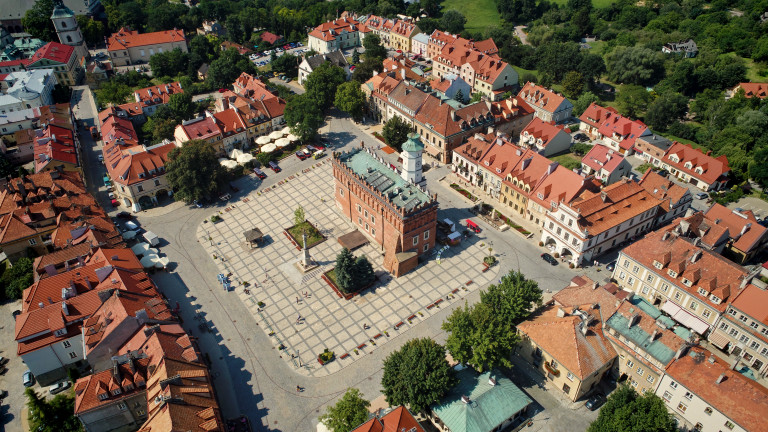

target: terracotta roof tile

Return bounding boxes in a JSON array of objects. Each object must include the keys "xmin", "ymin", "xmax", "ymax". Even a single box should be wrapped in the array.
[
  {"xmin": 661, "ymin": 142, "xmax": 730, "ymax": 186},
  {"xmin": 703, "ymin": 204, "xmax": 768, "ymax": 254},
  {"xmin": 107, "ymin": 28, "xmax": 186, "ymax": 51}
]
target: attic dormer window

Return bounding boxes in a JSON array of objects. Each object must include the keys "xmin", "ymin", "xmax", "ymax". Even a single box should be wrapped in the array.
[
  {"xmin": 668, "ymin": 270, "xmax": 677, "ymax": 278},
  {"xmin": 682, "ymin": 278, "xmax": 692, "ymax": 287},
  {"xmin": 710, "ymin": 295, "xmax": 721, "ymax": 304},
  {"xmin": 653, "ymin": 261, "xmax": 663, "ymax": 269},
  {"xmin": 98, "ymin": 393, "xmax": 108, "ymax": 401},
  {"xmin": 112, "ymin": 389, "xmax": 122, "ymax": 395},
  {"xmin": 697, "ymin": 288, "xmax": 707, "ymax": 296}
]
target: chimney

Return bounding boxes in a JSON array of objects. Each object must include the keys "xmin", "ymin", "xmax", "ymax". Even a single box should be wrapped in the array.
[
  {"xmin": 135, "ymin": 309, "xmax": 148, "ymax": 324},
  {"xmin": 556, "ymin": 308, "xmax": 567, "ymax": 318},
  {"xmin": 690, "ymin": 250, "xmax": 702, "ymax": 263},
  {"xmin": 488, "ymin": 377, "xmax": 497, "ymax": 386},
  {"xmin": 650, "ymin": 329, "xmax": 658, "ymax": 341},
  {"xmin": 628, "ymin": 313, "xmax": 640, "ymax": 328},
  {"xmin": 715, "ymin": 373, "xmax": 726, "ymax": 384},
  {"xmin": 400, "ymin": 68, "xmax": 406, "ymax": 80},
  {"xmin": 38, "ymin": 301, "xmax": 44, "ymax": 309},
  {"xmin": 62, "ymin": 301, "xmax": 69, "ymax": 316},
  {"xmin": 740, "ymin": 223, "xmax": 751, "ymax": 236},
  {"xmin": 675, "ymin": 345, "xmax": 688, "ymax": 359}
]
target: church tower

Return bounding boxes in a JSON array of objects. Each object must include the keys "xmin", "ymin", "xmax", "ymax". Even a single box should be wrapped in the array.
[
  {"xmin": 400, "ymin": 133, "xmax": 425, "ymax": 185},
  {"xmin": 51, "ymin": 0, "xmax": 88, "ymax": 60}
]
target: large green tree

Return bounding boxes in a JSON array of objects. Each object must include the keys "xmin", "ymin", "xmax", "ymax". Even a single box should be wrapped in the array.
[
  {"xmin": 440, "ymin": 10, "xmax": 467, "ymax": 34},
  {"xmin": 22, "ymin": 0, "xmax": 55, "ymax": 41},
  {"xmin": 284, "ymin": 94, "xmax": 324, "ymax": 142},
  {"xmin": 587, "ymin": 385, "xmax": 676, "ymax": 432},
  {"xmin": 573, "ymin": 92, "xmax": 599, "ymax": 116},
  {"xmin": 443, "ymin": 271, "xmax": 541, "ymax": 372},
  {"xmin": 319, "ymin": 388, "xmax": 370, "ymax": 432},
  {"xmin": 363, "ymin": 33, "xmax": 387, "ymax": 62},
  {"xmin": 207, "ymin": 48, "xmax": 257, "ymax": 89},
  {"xmin": 77, "ymin": 16, "xmax": 105, "ymax": 47},
  {"xmin": 2, "ymin": 257, "xmax": 33, "ymax": 300},
  {"xmin": 382, "ymin": 116, "xmax": 411, "ymax": 152},
  {"xmin": 605, "ymin": 46, "xmax": 666, "ymax": 86},
  {"xmin": 26, "ymin": 388, "xmax": 82, "ymax": 432},
  {"xmin": 149, "ymin": 49, "xmax": 191, "ymax": 79},
  {"xmin": 615, "ymin": 84, "xmax": 653, "ymax": 119},
  {"xmin": 165, "ymin": 140, "xmax": 224, "ymax": 203},
  {"xmin": 644, "ymin": 93, "xmax": 689, "ymax": 131},
  {"xmin": 381, "ymin": 338, "xmax": 456, "ymax": 413},
  {"xmin": 562, "ymin": 71, "xmax": 584, "ymax": 100},
  {"xmin": 305, "ymin": 62, "xmax": 346, "ymax": 110},
  {"xmin": 334, "ymin": 82, "xmax": 366, "ymax": 122}
]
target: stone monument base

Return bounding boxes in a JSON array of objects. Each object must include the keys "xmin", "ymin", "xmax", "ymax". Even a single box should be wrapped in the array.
[{"xmin": 294, "ymin": 259, "xmax": 319, "ymax": 274}]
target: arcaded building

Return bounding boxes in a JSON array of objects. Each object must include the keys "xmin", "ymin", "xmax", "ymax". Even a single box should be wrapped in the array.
[{"xmin": 332, "ymin": 135, "xmax": 438, "ymax": 276}]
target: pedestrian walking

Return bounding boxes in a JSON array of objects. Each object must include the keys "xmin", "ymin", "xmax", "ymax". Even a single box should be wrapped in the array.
[
  {"xmin": 296, "ymin": 385, "xmax": 301, "ymax": 392},
  {"xmin": 296, "ymin": 296, "xmax": 299, "ymax": 304}
]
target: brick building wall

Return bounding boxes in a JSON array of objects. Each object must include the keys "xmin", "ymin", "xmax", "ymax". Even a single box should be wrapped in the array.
[{"xmin": 332, "ymin": 159, "xmax": 437, "ymax": 276}]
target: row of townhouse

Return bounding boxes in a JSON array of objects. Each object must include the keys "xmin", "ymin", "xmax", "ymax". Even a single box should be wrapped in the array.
[
  {"xmin": 0, "ymin": 41, "xmax": 83, "ymax": 86},
  {"xmin": 115, "ymin": 81, "xmax": 184, "ymax": 124},
  {"xmin": 516, "ymin": 275, "xmax": 768, "ymax": 432},
  {"xmin": 107, "ymin": 27, "xmax": 188, "ymax": 67},
  {"xmin": 100, "ymin": 108, "xmax": 175, "ymax": 213},
  {"xmin": 580, "ymin": 102, "xmax": 731, "ymax": 191},
  {"xmin": 307, "ymin": 15, "xmax": 369, "ymax": 54},
  {"xmin": 451, "ymin": 128, "xmax": 692, "ymax": 265},
  {"xmin": 174, "ymin": 72, "xmax": 286, "ymax": 157}
]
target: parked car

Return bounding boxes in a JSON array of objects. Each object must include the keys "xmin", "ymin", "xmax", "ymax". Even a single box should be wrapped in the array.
[
  {"xmin": 695, "ymin": 192, "xmax": 708, "ymax": 200},
  {"xmin": 606, "ymin": 260, "xmax": 616, "ymax": 271},
  {"xmin": 49, "ymin": 380, "xmax": 71, "ymax": 395},
  {"xmin": 23, "ymin": 370, "xmax": 34, "ymax": 387},
  {"xmin": 313, "ymin": 143, "xmax": 326, "ymax": 150},
  {"xmin": 305, "ymin": 145, "xmax": 317, "ymax": 153},
  {"xmin": 296, "ymin": 151, "xmax": 309, "ymax": 160},
  {"xmin": 585, "ymin": 393, "xmax": 606, "ymax": 411},
  {"xmin": 12, "ymin": 309, "xmax": 21, "ymax": 317},
  {"xmin": 252, "ymin": 168, "xmax": 267, "ymax": 179},
  {"xmin": 218, "ymin": 88, "xmax": 227, "ymax": 93},
  {"xmin": 657, "ymin": 169, "xmax": 668, "ymax": 177},
  {"xmin": 98, "ymin": 154, "xmax": 104, "ymax": 163},
  {"xmin": 297, "ymin": 42, "xmax": 303, "ymax": 47},
  {"xmin": 115, "ymin": 211, "xmax": 132, "ymax": 219},
  {"xmin": 540, "ymin": 253, "xmax": 558, "ymax": 266},
  {"xmin": 268, "ymin": 160, "xmax": 281, "ymax": 172},
  {"xmin": 193, "ymin": 200, "xmax": 203, "ymax": 208},
  {"xmin": 229, "ymin": 182, "xmax": 240, "ymax": 192},
  {"xmin": 313, "ymin": 150, "xmax": 325, "ymax": 159}
]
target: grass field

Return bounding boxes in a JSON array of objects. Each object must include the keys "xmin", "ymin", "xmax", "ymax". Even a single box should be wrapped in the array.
[
  {"xmin": 550, "ymin": 153, "xmax": 583, "ymax": 170},
  {"xmin": 547, "ymin": 0, "xmax": 615, "ymax": 7},
  {"xmin": 441, "ymin": 0, "xmax": 500, "ymax": 33}
]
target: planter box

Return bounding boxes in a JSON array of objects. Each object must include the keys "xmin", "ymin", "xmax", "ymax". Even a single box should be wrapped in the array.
[
  {"xmin": 322, "ymin": 268, "xmax": 375, "ymax": 301},
  {"xmin": 284, "ymin": 220, "xmax": 326, "ymax": 250}
]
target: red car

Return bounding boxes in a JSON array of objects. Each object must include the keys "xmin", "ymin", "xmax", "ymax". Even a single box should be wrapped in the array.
[
  {"xmin": 218, "ymin": 88, "xmax": 227, "ymax": 93},
  {"xmin": 313, "ymin": 143, "xmax": 326, "ymax": 150},
  {"xmin": 283, "ymin": 44, "xmax": 292, "ymax": 50},
  {"xmin": 296, "ymin": 151, "xmax": 309, "ymax": 160}
]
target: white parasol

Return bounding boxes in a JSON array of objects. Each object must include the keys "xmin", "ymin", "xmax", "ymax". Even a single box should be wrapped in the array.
[
  {"xmin": 268, "ymin": 130, "xmax": 284, "ymax": 140},
  {"xmin": 219, "ymin": 158, "xmax": 238, "ymax": 169},
  {"xmin": 256, "ymin": 136, "xmax": 271, "ymax": 145},
  {"xmin": 131, "ymin": 243, "xmax": 151, "ymax": 256},
  {"xmin": 156, "ymin": 257, "xmax": 170, "ymax": 269},
  {"xmin": 125, "ymin": 221, "xmax": 139, "ymax": 231},
  {"xmin": 261, "ymin": 143, "xmax": 277, "ymax": 153},
  {"xmin": 286, "ymin": 133, "xmax": 298, "ymax": 142},
  {"xmin": 275, "ymin": 137, "xmax": 290, "ymax": 148},
  {"xmin": 229, "ymin": 149, "xmax": 244, "ymax": 159},
  {"xmin": 237, "ymin": 153, "xmax": 254, "ymax": 164},
  {"xmin": 281, "ymin": 126, "xmax": 291, "ymax": 134},
  {"xmin": 122, "ymin": 230, "xmax": 138, "ymax": 240},
  {"xmin": 140, "ymin": 254, "xmax": 161, "ymax": 268}
]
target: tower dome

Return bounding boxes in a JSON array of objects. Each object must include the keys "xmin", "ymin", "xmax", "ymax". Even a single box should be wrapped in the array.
[{"xmin": 400, "ymin": 133, "xmax": 424, "ymax": 184}]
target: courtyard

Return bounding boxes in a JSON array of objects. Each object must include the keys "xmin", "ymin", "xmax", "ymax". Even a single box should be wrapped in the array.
[{"xmin": 196, "ymin": 158, "xmax": 501, "ymax": 377}]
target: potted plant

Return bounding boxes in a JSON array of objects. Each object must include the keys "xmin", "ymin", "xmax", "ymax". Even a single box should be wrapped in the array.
[{"xmin": 317, "ymin": 348, "xmax": 335, "ymax": 365}]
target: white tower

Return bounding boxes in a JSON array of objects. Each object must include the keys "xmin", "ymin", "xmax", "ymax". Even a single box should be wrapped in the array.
[
  {"xmin": 51, "ymin": 0, "xmax": 88, "ymax": 60},
  {"xmin": 400, "ymin": 133, "xmax": 424, "ymax": 184}
]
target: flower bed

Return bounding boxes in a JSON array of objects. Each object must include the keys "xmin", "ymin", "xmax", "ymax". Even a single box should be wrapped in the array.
[
  {"xmin": 494, "ymin": 211, "xmax": 532, "ymax": 236},
  {"xmin": 449, "ymin": 183, "xmax": 479, "ymax": 202},
  {"xmin": 322, "ymin": 268, "xmax": 358, "ymax": 300},
  {"xmin": 284, "ymin": 220, "xmax": 326, "ymax": 250},
  {"xmin": 317, "ymin": 349, "xmax": 335, "ymax": 365}
]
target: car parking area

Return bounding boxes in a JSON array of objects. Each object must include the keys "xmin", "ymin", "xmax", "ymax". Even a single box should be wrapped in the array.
[{"xmin": 249, "ymin": 42, "xmax": 307, "ymax": 68}]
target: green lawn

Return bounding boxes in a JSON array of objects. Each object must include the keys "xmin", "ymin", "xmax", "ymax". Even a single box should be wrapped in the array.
[
  {"xmin": 550, "ymin": 153, "xmax": 583, "ymax": 170},
  {"xmin": 547, "ymin": 0, "xmax": 615, "ymax": 7},
  {"xmin": 287, "ymin": 221, "xmax": 325, "ymax": 247},
  {"xmin": 441, "ymin": 0, "xmax": 501, "ymax": 33}
]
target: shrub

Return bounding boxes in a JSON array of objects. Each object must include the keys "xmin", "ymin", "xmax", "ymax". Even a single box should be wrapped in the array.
[
  {"xmin": 210, "ymin": 215, "xmax": 221, "ymax": 223},
  {"xmin": 538, "ymin": 241, "xmax": 544, "ymax": 247},
  {"xmin": 554, "ymin": 252, "xmax": 560, "ymax": 258}
]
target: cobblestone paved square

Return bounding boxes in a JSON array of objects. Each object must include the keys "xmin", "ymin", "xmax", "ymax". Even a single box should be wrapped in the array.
[{"xmin": 197, "ymin": 159, "xmax": 500, "ymax": 376}]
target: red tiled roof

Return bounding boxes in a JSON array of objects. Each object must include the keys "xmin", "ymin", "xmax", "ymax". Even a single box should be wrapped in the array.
[
  {"xmin": 351, "ymin": 406, "xmax": 424, "ymax": 432},
  {"xmin": 665, "ymin": 347, "xmax": 768, "ymax": 432},
  {"xmin": 662, "ymin": 142, "xmax": 730, "ymax": 186},
  {"xmin": 309, "ymin": 17, "xmax": 367, "ymax": 42},
  {"xmin": 212, "ymin": 108, "xmax": 246, "ymax": 136},
  {"xmin": 704, "ymin": 204, "xmax": 768, "ymax": 254},
  {"xmin": 134, "ymin": 82, "xmax": 184, "ymax": 106},
  {"xmin": 530, "ymin": 165, "xmax": 594, "ymax": 210},
  {"xmin": 490, "ymin": 96, "xmax": 533, "ymax": 124},
  {"xmin": 637, "ymin": 170, "xmax": 690, "ymax": 209},
  {"xmin": 26, "ymin": 42, "xmax": 74, "ymax": 66},
  {"xmin": 569, "ymin": 180, "xmax": 662, "ymax": 236},
  {"xmin": 34, "ymin": 124, "xmax": 78, "ymax": 172},
  {"xmin": 581, "ymin": 144, "xmax": 626, "ymax": 174},
  {"xmin": 107, "ymin": 28, "xmax": 186, "ymax": 51},
  {"xmin": 260, "ymin": 31, "xmax": 282, "ymax": 44},
  {"xmin": 736, "ymin": 82, "xmax": 768, "ymax": 99},
  {"xmin": 177, "ymin": 117, "xmax": 221, "ymax": 142},
  {"xmin": 75, "ymin": 358, "xmax": 150, "ymax": 414},
  {"xmin": 518, "ymin": 82, "xmax": 567, "ymax": 115},
  {"xmin": 520, "ymin": 117, "xmax": 569, "ymax": 149}
]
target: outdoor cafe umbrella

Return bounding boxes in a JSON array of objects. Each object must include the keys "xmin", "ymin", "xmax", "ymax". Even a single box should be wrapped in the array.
[
  {"xmin": 281, "ymin": 126, "xmax": 291, "ymax": 134},
  {"xmin": 268, "ymin": 130, "xmax": 284, "ymax": 140},
  {"xmin": 146, "ymin": 247, "xmax": 159, "ymax": 256},
  {"xmin": 125, "ymin": 221, "xmax": 139, "ymax": 231},
  {"xmin": 237, "ymin": 153, "xmax": 254, "ymax": 164},
  {"xmin": 156, "ymin": 257, "xmax": 170, "ymax": 269},
  {"xmin": 131, "ymin": 242, "xmax": 151, "ymax": 256},
  {"xmin": 256, "ymin": 136, "xmax": 271, "ymax": 145},
  {"xmin": 286, "ymin": 133, "xmax": 298, "ymax": 142},
  {"xmin": 229, "ymin": 149, "xmax": 244, "ymax": 159},
  {"xmin": 140, "ymin": 254, "xmax": 161, "ymax": 268},
  {"xmin": 122, "ymin": 230, "xmax": 138, "ymax": 240},
  {"xmin": 219, "ymin": 158, "xmax": 238, "ymax": 169},
  {"xmin": 261, "ymin": 143, "xmax": 277, "ymax": 153},
  {"xmin": 275, "ymin": 137, "xmax": 290, "ymax": 148}
]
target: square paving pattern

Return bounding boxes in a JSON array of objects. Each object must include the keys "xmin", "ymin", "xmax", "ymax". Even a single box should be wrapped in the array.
[{"xmin": 197, "ymin": 160, "xmax": 499, "ymax": 376}]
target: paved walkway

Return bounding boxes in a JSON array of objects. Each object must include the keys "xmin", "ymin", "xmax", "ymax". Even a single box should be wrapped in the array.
[{"xmin": 196, "ymin": 159, "xmax": 499, "ymax": 376}]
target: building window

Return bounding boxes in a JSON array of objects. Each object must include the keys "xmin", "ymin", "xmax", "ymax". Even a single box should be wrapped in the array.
[
  {"xmin": 424, "ymin": 230, "xmax": 430, "ymax": 240},
  {"xmin": 674, "ymin": 292, "xmax": 682, "ymax": 301},
  {"xmin": 647, "ymin": 375, "xmax": 655, "ymax": 383},
  {"xmin": 725, "ymin": 421, "xmax": 735, "ymax": 430},
  {"xmin": 136, "ymin": 409, "xmax": 146, "ymax": 416},
  {"xmin": 364, "ymin": 209, "xmax": 368, "ymax": 218},
  {"xmin": 739, "ymin": 315, "xmax": 748, "ymax": 323},
  {"xmin": 627, "ymin": 277, "xmax": 634, "ymax": 286},
  {"xmin": 154, "ymin": 179, "xmax": 160, "ymax": 186},
  {"xmin": 137, "ymin": 185, "xmax": 144, "ymax": 192},
  {"xmin": 118, "ymin": 402, "xmax": 127, "ymax": 411},
  {"xmin": 423, "ymin": 244, "xmax": 428, "ymax": 252},
  {"xmin": 339, "ymin": 188, "xmax": 344, "ymax": 196},
  {"xmin": 371, "ymin": 215, "xmax": 375, "ymax": 224},
  {"xmin": 562, "ymin": 383, "xmax": 571, "ymax": 394},
  {"xmin": 63, "ymin": 341, "xmax": 71, "ymax": 348},
  {"xmin": 677, "ymin": 402, "xmax": 687, "ymax": 413},
  {"xmin": 69, "ymin": 352, "xmax": 77, "ymax": 359},
  {"xmin": 413, "ymin": 236, "xmax": 418, "ymax": 245},
  {"xmin": 632, "ymin": 265, "xmax": 640, "ymax": 274},
  {"xmin": 637, "ymin": 367, "xmax": 644, "ymax": 376},
  {"xmin": 661, "ymin": 283, "xmax": 669, "ymax": 292},
  {"xmin": 662, "ymin": 391, "xmax": 672, "ymax": 402},
  {"xmin": 623, "ymin": 259, "xmax": 630, "ymax": 268},
  {"xmin": 750, "ymin": 341, "xmax": 760, "ymax": 350},
  {"xmin": 28, "ymin": 238, "xmax": 37, "ymax": 246},
  {"xmin": 566, "ymin": 372, "xmax": 574, "ymax": 381},
  {"xmin": 365, "ymin": 223, "xmax": 369, "ymax": 231},
  {"xmin": 371, "ymin": 228, "xmax": 376, "ymax": 236},
  {"xmin": 669, "ymin": 381, "xmax": 678, "ymax": 389},
  {"xmin": 642, "ymin": 285, "xmax": 650, "ymax": 294},
  {"xmin": 704, "ymin": 407, "xmax": 712, "ymax": 415},
  {"xmin": 750, "ymin": 321, "xmax": 759, "ymax": 330},
  {"xmin": 729, "ymin": 328, "xmax": 739, "ymax": 337},
  {"xmin": 646, "ymin": 275, "xmax": 654, "ymax": 283},
  {"xmin": 739, "ymin": 334, "xmax": 750, "ymax": 344},
  {"xmin": 702, "ymin": 310, "xmax": 711, "ymax": 319},
  {"xmin": 358, "ymin": 217, "xmax": 362, "ymax": 225},
  {"xmin": 689, "ymin": 301, "xmax": 698, "ymax": 311},
  {"xmin": 626, "ymin": 359, "xmax": 634, "ymax": 368},
  {"xmin": 684, "ymin": 391, "xmax": 693, "ymax": 400},
  {"xmin": 719, "ymin": 322, "xmax": 729, "ymax": 331}
]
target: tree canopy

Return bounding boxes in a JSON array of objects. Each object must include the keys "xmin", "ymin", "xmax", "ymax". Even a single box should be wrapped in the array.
[
  {"xmin": 381, "ymin": 338, "xmax": 456, "ymax": 413},
  {"xmin": 284, "ymin": 94, "xmax": 324, "ymax": 142},
  {"xmin": 1, "ymin": 257, "xmax": 33, "ymax": 300},
  {"xmin": 440, "ymin": 10, "xmax": 467, "ymax": 34},
  {"xmin": 26, "ymin": 388, "xmax": 82, "ymax": 432},
  {"xmin": 319, "ymin": 388, "xmax": 370, "ymax": 432},
  {"xmin": 334, "ymin": 82, "xmax": 366, "ymax": 122},
  {"xmin": 382, "ymin": 116, "xmax": 411, "ymax": 152},
  {"xmin": 587, "ymin": 385, "xmax": 676, "ymax": 432},
  {"xmin": 165, "ymin": 140, "xmax": 224, "ymax": 203},
  {"xmin": 443, "ymin": 271, "xmax": 542, "ymax": 372},
  {"xmin": 207, "ymin": 48, "xmax": 257, "ymax": 89},
  {"xmin": 334, "ymin": 248, "xmax": 375, "ymax": 294},
  {"xmin": 605, "ymin": 46, "xmax": 666, "ymax": 87},
  {"xmin": 22, "ymin": 0, "xmax": 55, "ymax": 41},
  {"xmin": 305, "ymin": 62, "xmax": 346, "ymax": 110}
]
